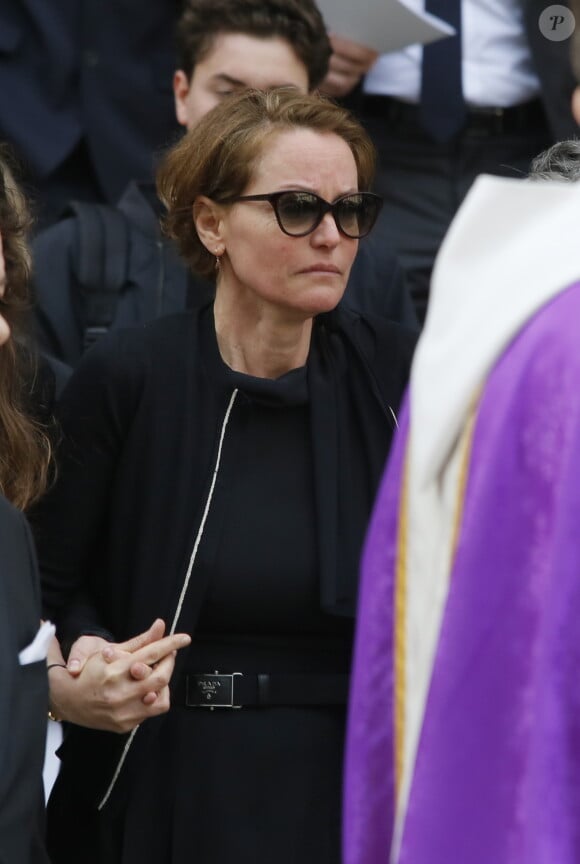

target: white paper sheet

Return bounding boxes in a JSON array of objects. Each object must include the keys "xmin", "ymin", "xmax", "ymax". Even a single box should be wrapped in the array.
[{"xmin": 316, "ymin": 0, "xmax": 455, "ymax": 55}]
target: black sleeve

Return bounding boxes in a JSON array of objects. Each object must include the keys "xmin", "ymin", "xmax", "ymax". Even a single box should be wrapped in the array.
[
  {"xmin": 0, "ymin": 501, "xmax": 50, "ymax": 864},
  {"xmin": 29, "ymin": 330, "xmax": 145, "ymax": 635},
  {"xmin": 523, "ymin": 0, "xmax": 578, "ymax": 140},
  {"xmin": 52, "ymin": 589, "xmax": 116, "ymax": 658}
]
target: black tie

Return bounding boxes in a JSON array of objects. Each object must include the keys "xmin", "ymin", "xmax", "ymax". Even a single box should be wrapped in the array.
[{"xmin": 420, "ymin": 0, "xmax": 466, "ymax": 141}]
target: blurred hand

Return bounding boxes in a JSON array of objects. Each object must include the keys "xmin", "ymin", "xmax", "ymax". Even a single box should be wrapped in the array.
[
  {"xmin": 319, "ymin": 35, "xmax": 379, "ymax": 99},
  {"xmin": 572, "ymin": 85, "xmax": 580, "ymax": 125}
]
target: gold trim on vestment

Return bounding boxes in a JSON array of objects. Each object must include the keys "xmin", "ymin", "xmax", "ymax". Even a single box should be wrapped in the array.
[{"xmin": 393, "ymin": 393, "xmax": 480, "ymax": 806}]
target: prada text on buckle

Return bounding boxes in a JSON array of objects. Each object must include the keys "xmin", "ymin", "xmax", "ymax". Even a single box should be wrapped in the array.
[{"xmin": 186, "ymin": 671, "xmax": 242, "ymax": 709}]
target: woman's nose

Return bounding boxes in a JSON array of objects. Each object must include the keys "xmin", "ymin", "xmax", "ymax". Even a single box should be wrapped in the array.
[{"xmin": 311, "ymin": 212, "xmax": 341, "ymax": 247}]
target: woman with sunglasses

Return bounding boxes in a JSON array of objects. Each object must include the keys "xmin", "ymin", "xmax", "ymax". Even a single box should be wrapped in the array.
[{"xmin": 33, "ymin": 89, "xmax": 415, "ymax": 864}]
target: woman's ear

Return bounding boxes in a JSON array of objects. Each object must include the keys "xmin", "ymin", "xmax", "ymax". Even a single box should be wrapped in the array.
[{"xmin": 193, "ymin": 196, "xmax": 226, "ymax": 255}]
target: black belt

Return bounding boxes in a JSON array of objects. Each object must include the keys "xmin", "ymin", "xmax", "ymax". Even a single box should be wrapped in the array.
[
  {"xmin": 361, "ymin": 94, "xmax": 547, "ymax": 137},
  {"xmin": 183, "ymin": 671, "xmax": 349, "ymax": 709}
]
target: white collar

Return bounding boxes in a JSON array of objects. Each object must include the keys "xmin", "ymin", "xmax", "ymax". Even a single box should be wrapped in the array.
[{"xmin": 411, "ymin": 174, "xmax": 580, "ymax": 488}]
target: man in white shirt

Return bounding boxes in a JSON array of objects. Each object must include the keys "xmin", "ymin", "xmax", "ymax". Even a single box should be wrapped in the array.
[{"xmin": 322, "ymin": 0, "xmax": 578, "ymax": 322}]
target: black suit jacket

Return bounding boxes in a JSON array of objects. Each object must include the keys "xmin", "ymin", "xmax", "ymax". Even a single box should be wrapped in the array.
[
  {"xmin": 345, "ymin": 0, "xmax": 579, "ymax": 141},
  {"xmin": 0, "ymin": 0, "xmax": 180, "ymax": 202},
  {"xmin": 0, "ymin": 497, "xmax": 49, "ymax": 864},
  {"xmin": 523, "ymin": 0, "xmax": 579, "ymax": 140}
]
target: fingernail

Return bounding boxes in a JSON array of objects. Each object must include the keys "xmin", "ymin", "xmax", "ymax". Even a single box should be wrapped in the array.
[
  {"xmin": 68, "ymin": 660, "xmax": 80, "ymax": 672},
  {"xmin": 102, "ymin": 646, "xmax": 114, "ymax": 661}
]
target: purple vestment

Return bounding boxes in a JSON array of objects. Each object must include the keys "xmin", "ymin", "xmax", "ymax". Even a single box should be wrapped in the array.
[{"xmin": 344, "ymin": 280, "xmax": 580, "ymax": 864}]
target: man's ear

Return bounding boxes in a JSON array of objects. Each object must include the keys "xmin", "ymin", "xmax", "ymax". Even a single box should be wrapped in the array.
[
  {"xmin": 173, "ymin": 69, "xmax": 191, "ymax": 128},
  {"xmin": 193, "ymin": 196, "xmax": 226, "ymax": 254}
]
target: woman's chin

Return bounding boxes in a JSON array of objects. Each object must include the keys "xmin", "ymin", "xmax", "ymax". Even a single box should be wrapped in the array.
[{"xmin": 294, "ymin": 283, "xmax": 347, "ymax": 316}]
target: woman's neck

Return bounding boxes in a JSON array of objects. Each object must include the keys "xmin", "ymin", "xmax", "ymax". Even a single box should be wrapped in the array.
[{"xmin": 213, "ymin": 288, "xmax": 313, "ymax": 380}]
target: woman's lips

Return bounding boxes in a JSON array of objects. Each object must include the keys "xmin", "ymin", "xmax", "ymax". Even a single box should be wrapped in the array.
[{"xmin": 299, "ymin": 264, "xmax": 342, "ymax": 274}]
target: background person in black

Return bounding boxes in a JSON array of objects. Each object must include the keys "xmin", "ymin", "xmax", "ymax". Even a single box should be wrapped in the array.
[
  {"xmin": 321, "ymin": 0, "xmax": 579, "ymax": 323},
  {"xmin": 0, "ymin": 496, "xmax": 49, "ymax": 864},
  {"xmin": 0, "ymin": 0, "xmax": 181, "ymax": 228},
  {"xmin": 32, "ymin": 89, "xmax": 416, "ymax": 864},
  {"xmin": 31, "ymin": 0, "xmax": 417, "ymax": 374},
  {"xmin": 0, "ymin": 147, "xmax": 53, "ymax": 864},
  {"xmin": 571, "ymin": 0, "xmax": 580, "ymax": 122}
]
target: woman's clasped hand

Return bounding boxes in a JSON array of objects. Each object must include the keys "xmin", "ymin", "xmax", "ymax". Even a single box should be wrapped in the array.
[{"xmin": 48, "ymin": 619, "xmax": 190, "ymax": 733}]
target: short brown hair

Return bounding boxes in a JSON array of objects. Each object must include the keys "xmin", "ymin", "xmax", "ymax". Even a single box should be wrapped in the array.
[
  {"xmin": 0, "ymin": 146, "xmax": 53, "ymax": 510},
  {"xmin": 176, "ymin": 0, "xmax": 331, "ymax": 89},
  {"xmin": 158, "ymin": 88, "xmax": 376, "ymax": 281}
]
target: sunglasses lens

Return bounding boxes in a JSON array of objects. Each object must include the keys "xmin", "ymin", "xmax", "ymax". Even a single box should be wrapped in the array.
[
  {"xmin": 277, "ymin": 192, "xmax": 321, "ymax": 235},
  {"xmin": 337, "ymin": 194, "xmax": 381, "ymax": 238}
]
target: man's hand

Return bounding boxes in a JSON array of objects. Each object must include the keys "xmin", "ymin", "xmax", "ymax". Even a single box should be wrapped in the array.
[
  {"xmin": 319, "ymin": 36, "xmax": 378, "ymax": 99},
  {"xmin": 572, "ymin": 85, "xmax": 580, "ymax": 125}
]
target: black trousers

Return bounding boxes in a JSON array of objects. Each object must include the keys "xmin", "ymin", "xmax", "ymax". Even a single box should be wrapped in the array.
[{"xmin": 357, "ymin": 97, "xmax": 552, "ymax": 323}]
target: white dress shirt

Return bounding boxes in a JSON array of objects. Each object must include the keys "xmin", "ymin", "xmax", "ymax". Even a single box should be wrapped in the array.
[{"xmin": 364, "ymin": 0, "xmax": 541, "ymax": 107}]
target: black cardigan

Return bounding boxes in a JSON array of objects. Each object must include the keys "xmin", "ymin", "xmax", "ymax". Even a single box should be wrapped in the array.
[{"xmin": 32, "ymin": 302, "xmax": 415, "ymax": 807}]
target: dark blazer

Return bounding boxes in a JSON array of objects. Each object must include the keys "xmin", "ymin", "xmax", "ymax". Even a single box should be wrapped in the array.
[
  {"xmin": 0, "ymin": 496, "xmax": 49, "ymax": 864},
  {"xmin": 345, "ymin": 0, "xmax": 579, "ymax": 141},
  {"xmin": 523, "ymin": 0, "xmax": 579, "ymax": 140},
  {"xmin": 0, "ymin": 0, "xmax": 180, "ymax": 202}
]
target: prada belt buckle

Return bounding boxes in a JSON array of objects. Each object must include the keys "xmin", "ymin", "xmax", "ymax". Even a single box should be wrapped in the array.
[{"xmin": 186, "ymin": 671, "xmax": 242, "ymax": 710}]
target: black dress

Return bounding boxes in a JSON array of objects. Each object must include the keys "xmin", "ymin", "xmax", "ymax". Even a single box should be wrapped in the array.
[
  {"xmin": 122, "ymin": 353, "xmax": 352, "ymax": 863},
  {"xmin": 34, "ymin": 305, "xmax": 415, "ymax": 863}
]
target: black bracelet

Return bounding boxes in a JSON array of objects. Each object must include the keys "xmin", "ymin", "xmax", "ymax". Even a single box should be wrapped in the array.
[{"xmin": 47, "ymin": 664, "xmax": 67, "ymax": 722}]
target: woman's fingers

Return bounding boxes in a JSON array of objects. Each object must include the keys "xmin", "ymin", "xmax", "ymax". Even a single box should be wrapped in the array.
[
  {"xmin": 103, "ymin": 635, "xmax": 189, "ymax": 707},
  {"xmin": 50, "ymin": 645, "xmax": 183, "ymax": 733},
  {"xmin": 127, "ymin": 632, "xmax": 191, "ymax": 667},
  {"xmin": 51, "ymin": 627, "xmax": 191, "ymax": 732},
  {"xmin": 127, "ymin": 649, "xmax": 181, "ymax": 706},
  {"xmin": 67, "ymin": 634, "xmax": 111, "ymax": 676},
  {"xmin": 115, "ymin": 618, "xmax": 166, "ymax": 653}
]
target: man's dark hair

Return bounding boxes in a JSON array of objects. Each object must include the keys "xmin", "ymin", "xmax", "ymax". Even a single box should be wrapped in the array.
[
  {"xmin": 528, "ymin": 139, "xmax": 580, "ymax": 182},
  {"xmin": 176, "ymin": 0, "xmax": 331, "ymax": 89}
]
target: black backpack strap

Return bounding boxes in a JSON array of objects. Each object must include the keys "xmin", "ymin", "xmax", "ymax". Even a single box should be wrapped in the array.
[{"xmin": 66, "ymin": 201, "xmax": 130, "ymax": 352}]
